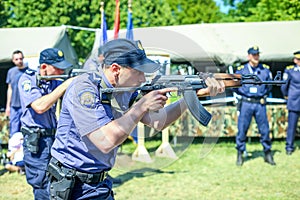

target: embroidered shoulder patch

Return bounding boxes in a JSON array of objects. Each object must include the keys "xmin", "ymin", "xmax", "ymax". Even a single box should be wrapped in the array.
[
  {"xmin": 78, "ymin": 89, "xmax": 97, "ymax": 109},
  {"xmin": 25, "ymin": 69, "xmax": 35, "ymax": 75},
  {"xmin": 21, "ymin": 80, "xmax": 31, "ymax": 93}
]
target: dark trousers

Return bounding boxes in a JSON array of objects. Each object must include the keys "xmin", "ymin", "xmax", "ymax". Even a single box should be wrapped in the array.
[
  {"xmin": 236, "ymin": 101, "xmax": 272, "ymax": 152},
  {"xmin": 286, "ymin": 110, "xmax": 300, "ymax": 152},
  {"xmin": 9, "ymin": 106, "xmax": 22, "ymax": 137},
  {"xmin": 71, "ymin": 178, "xmax": 114, "ymax": 200},
  {"xmin": 23, "ymin": 135, "xmax": 54, "ymax": 200}
]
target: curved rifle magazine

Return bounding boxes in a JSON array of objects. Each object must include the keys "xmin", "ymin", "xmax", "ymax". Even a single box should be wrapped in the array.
[{"xmin": 183, "ymin": 90, "xmax": 212, "ymax": 126}]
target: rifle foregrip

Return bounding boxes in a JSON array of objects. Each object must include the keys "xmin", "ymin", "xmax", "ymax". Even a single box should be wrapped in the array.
[
  {"xmin": 213, "ymin": 73, "xmax": 242, "ymax": 88},
  {"xmin": 183, "ymin": 90, "xmax": 212, "ymax": 126}
]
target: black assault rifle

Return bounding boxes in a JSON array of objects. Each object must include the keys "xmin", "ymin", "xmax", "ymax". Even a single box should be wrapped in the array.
[
  {"xmin": 100, "ymin": 71, "xmax": 285, "ymax": 126},
  {"xmin": 39, "ymin": 70, "xmax": 286, "ymax": 126}
]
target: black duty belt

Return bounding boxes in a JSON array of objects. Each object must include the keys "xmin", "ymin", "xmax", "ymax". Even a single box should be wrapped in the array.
[
  {"xmin": 21, "ymin": 126, "xmax": 56, "ymax": 136},
  {"xmin": 50, "ymin": 157, "xmax": 108, "ymax": 184},
  {"xmin": 75, "ymin": 169, "xmax": 107, "ymax": 184},
  {"xmin": 241, "ymin": 97, "xmax": 266, "ymax": 104}
]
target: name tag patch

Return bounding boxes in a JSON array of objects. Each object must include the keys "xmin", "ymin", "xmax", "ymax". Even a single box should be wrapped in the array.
[{"xmin": 249, "ymin": 87, "xmax": 257, "ymax": 94}]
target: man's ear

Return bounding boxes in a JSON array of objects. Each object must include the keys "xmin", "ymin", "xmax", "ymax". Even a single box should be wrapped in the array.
[
  {"xmin": 40, "ymin": 63, "xmax": 47, "ymax": 70},
  {"xmin": 39, "ymin": 64, "xmax": 48, "ymax": 76},
  {"xmin": 111, "ymin": 63, "xmax": 121, "ymax": 76}
]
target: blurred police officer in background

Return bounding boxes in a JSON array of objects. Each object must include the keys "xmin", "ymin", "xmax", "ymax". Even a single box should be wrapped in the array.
[
  {"xmin": 18, "ymin": 48, "xmax": 74, "ymax": 199},
  {"xmin": 234, "ymin": 46, "xmax": 276, "ymax": 166},
  {"xmin": 281, "ymin": 51, "xmax": 300, "ymax": 155},
  {"xmin": 6, "ymin": 50, "xmax": 28, "ymax": 137},
  {"xmin": 47, "ymin": 38, "xmax": 225, "ymax": 200},
  {"xmin": 83, "ymin": 46, "xmax": 104, "ymax": 71}
]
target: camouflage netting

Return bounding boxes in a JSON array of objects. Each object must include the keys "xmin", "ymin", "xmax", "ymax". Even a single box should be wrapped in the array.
[
  {"xmin": 0, "ymin": 112, "xmax": 9, "ymax": 145},
  {"xmin": 1, "ymin": 105, "xmax": 299, "ymax": 145},
  {"xmin": 169, "ymin": 104, "xmax": 300, "ymax": 139}
]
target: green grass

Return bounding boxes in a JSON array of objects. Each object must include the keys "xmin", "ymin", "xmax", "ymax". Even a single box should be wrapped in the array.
[{"xmin": 1, "ymin": 139, "xmax": 300, "ymax": 200}]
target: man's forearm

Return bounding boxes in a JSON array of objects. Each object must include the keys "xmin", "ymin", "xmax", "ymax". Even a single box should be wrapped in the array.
[
  {"xmin": 31, "ymin": 81, "xmax": 69, "ymax": 114},
  {"xmin": 142, "ymin": 98, "xmax": 187, "ymax": 131},
  {"xmin": 6, "ymin": 85, "xmax": 12, "ymax": 108},
  {"xmin": 88, "ymin": 99, "xmax": 148, "ymax": 153},
  {"xmin": 163, "ymin": 98, "xmax": 187, "ymax": 128},
  {"xmin": 5, "ymin": 85, "xmax": 12, "ymax": 116}
]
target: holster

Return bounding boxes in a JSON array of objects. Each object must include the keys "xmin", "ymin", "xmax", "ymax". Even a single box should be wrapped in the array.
[
  {"xmin": 21, "ymin": 127, "xmax": 40, "ymax": 154},
  {"xmin": 48, "ymin": 158, "xmax": 75, "ymax": 200}
]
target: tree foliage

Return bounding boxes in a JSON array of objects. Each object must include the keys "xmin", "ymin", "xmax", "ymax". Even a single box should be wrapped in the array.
[
  {"xmin": 0, "ymin": 0, "xmax": 299, "ymax": 62},
  {"xmin": 2, "ymin": 0, "xmax": 102, "ymax": 62},
  {"xmin": 222, "ymin": 0, "xmax": 300, "ymax": 22},
  {"xmin": 0, "ymin": 0, "xmax": 12, "ymax": 27},
  {"xmin": 0, "ymin": 0, "xmax": 221, "ymax": 62},
  {"xmin": 166, "ymin": 0, "xmax": 222, "ymax": 24}
]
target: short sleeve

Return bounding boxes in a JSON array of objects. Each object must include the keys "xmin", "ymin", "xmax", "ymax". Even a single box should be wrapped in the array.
[
  {"xmin": 18, "ymin": 74, "xmax": 42, "ymax": 108},
  {"xmin": 65, "ymin": 78, "xmax": 111, "ymax": 136}
]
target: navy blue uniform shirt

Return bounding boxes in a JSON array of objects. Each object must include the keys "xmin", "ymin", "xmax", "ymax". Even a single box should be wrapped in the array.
[
  {"xmin": 18, "ymin": 69, "xmax": 62, "ymax": 128},
  {"xmin": 234, "ymin": 63, "xmax": 272, "ymax": 98},
  {"xmin": 281, "ymin": 64, "xmax": 300, "ymax": 111}
]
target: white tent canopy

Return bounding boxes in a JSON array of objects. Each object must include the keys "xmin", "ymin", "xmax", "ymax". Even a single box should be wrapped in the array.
[
  {"xmin": 0, "ymin": 26, "xmax": 78, "ymax": 69},
  {"xmin": 92, "ymin": 20, "xmax": 300, "ymax": 66}
]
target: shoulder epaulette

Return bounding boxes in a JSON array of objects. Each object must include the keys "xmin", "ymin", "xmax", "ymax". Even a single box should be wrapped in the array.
[
  {"xmin": 25, "ymin": 68, "xmax": 36, "ymax": 75},
  {"xmin": 262, "ymin": 64, "xmax": 270, "ymax": 69},
  {"xmin": 237, "ymin": 65, "xmax": 245, "ymax": 70},
  {"xmin": 286, "ymin": 65, "xmax": 294, "ymax": 70}
]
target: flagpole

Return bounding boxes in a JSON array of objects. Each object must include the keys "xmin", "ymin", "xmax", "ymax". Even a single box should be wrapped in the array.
[
  {"xmin": 126, "ymin": 0, "xmax": 134, "ymax": 40},
  {"xmin": 100, "ymin": 1, "xmax": 107, "ymax": 47},
  {"xmin": 128, "ymin": 0, "xmax": 132, "ymax": 12},
  {"xmin": 100, "ymin": 1, "xmax": 104, "ymax": 36},
  {"xmin": 100, "ymin": 2, "xmax": 104, "ymax": 16},
  {"xmin": 113, "ymin": 0, "xmax": 120, "ymax": 39}
]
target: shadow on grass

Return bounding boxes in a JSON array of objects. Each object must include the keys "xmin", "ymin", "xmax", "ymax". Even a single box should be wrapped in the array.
[
  {"xmin": 294, "ymin": 140, "xmax": 300, "ymax": 150},
  {"xmin": 0, "ymin": 168, "xmax": 8, "ymax": 176},
  {"xmin": 243, "ymin": 149, "xmax": 281, "ymax": 164},
  {"xmin": 112, "ymin": 167, "xmax": 186, "ymax": 187}
]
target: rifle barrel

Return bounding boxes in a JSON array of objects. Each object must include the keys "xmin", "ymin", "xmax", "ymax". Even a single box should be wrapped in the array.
[{"xmin": 38, "ymin": 75, "xmax": 69, "ymax": 80}]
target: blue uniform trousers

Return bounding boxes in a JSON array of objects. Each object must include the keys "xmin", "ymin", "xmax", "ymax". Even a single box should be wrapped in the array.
[
  {"xmin": 24, "ymin": 135, "xmax": 54, "ymax": 200},
  {"xmin": 9, "ymin": 106, "xmax": 22, "ymax": 137},
  {"xmin": 286, "ymin": 110, "xmax": 300, "ymax": 152},
  {"xmin": 236, "ymin": 101, "xmax": 272, "ymax": 152},
  {"xmin": 70, "ymin": 178, "xmax": 114, "ymax": 200}
]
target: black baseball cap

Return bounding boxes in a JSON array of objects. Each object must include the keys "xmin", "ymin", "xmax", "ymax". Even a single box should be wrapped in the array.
[
  {"xmin": 247, "ymin": 46, "xmax": 260, "ymax": 55},
  {"xmin": 103, "ymin": 39, "xmax": 161, "ymax": 73},
  {"xmin": 39, "ymin": 48, "xmax": 72, "ymax": 69}
]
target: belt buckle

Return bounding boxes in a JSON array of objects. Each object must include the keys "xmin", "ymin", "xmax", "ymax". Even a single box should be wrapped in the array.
[
  {"xmin": 100, "ymin": 171, "xmax": 107, "ymax": 182},
  {"xmin": 260, "ymin": 98, "xmax": 265, "ymax": 104},
  {"xmin": 39, "ymin": 128, "xmax": 47, "ymax": 136},
  {"xmin": 86, "ymin": 173, "xmax": 93, "ymax": 183},
  {"xmin": 34, "ymin": 127, "xmax": 42, "ymax": 134}
]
